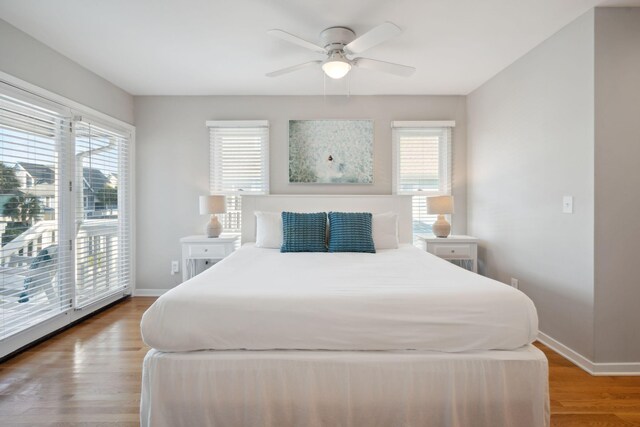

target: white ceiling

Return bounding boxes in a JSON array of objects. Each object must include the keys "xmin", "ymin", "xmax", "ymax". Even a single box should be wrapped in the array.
[{"xmin": 0, "ymin": 0, "xmax": 637, "ymax": 96}]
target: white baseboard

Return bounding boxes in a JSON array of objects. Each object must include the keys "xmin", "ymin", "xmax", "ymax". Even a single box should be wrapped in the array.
[
  {"xmin": 133, "ymin": 288, "xmax": 167, "ymax": 297},
  {"xmin": 594, "ymin": 362, "xmax": 640, "ymax": 376},
  {"xmin": 537, "ymin": 332, "xmax": 595, "ymax": 373},
  {"xmin": 537, "ymin": 331, "xmax": 640, "ymax": 376}
]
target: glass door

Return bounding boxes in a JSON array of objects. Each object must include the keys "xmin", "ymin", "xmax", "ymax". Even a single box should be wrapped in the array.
[
  {"xmin": 0, "ymin": 82, "xmax": 132, "ymax": 358},
  {"xmin": 0, "ymin": 86, "xmax": 73, "ymax": 341}
]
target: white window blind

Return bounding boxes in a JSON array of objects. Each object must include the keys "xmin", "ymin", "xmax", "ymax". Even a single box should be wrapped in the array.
[
  {"xmin": 392, "ymin": 122, "xmax": 454, "ymax": 237},
  {"xmin": 0, "ymin": 85, "xmax": 73, "ymax": 340},
  {"xmin": 207, "ymin": 121, "xmax": 269, "ymax": 233},
  {"xmin": 0, "ymin": 78, "xmax": 134, "ymax": 358},
  {"xmin": 74, "ymin": 120, "xmax": 131, "ymax": 308}
]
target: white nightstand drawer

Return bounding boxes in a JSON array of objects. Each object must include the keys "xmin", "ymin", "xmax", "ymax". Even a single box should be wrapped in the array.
[
  {"xmin": 417, "ymin": 234, "xmax": 479, "ymax": 273},
  {"xmin": 433, "ymin": 244, "xmax": 472, "ymax": 258},
  {"xmin": 181, "ymin": 235, "xmax": 239, "ymax": 282},
  {"xmin": 188, "ymin": 244, "xmax": 228, "ymax": 258}
]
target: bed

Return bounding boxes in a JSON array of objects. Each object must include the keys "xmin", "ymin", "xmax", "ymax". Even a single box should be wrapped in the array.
[{"xmin": 140, "ymin": 195, "xmax": 549, "ymax": 427}]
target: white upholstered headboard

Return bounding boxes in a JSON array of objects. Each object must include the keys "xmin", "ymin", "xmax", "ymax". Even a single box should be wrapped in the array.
[{"xmin": 241, "ymin": 195, "xmax": 413, "ymax": 244}]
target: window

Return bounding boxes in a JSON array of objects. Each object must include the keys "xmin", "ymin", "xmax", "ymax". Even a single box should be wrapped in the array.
[
  {"xmin": 207, "ymin": 121, "xmax": 269, "ymax": 234},
  {"xmin": 74, "ymin": 119, "xmax": 131, "ymax": 308},
  {"xmin": 0, "ymin": 79, "xmax": 133, "ymax": 358},
  {"xmin": 392, "ymin": 121, "xmax": 454, "ymax": 238}
]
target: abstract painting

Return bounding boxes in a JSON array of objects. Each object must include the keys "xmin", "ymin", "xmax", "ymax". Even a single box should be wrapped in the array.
[{"xmin": 289, "ymin": 120, "xmax": 373, "ymax": 184}]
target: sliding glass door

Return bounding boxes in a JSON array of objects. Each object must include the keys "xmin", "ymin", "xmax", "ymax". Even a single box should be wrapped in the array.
[
  {"xmin": 0, "ymin": 81, "xmax": 132, "ymax": 357},
  {"xmin": 0, "ymin": 87, "xmax": 73, "ymax": 341}
]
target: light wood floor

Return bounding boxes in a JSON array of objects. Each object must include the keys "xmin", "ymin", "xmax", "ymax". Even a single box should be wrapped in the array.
[{"xmin": 1, "ymin": 297, "xmax": 640, "ymax": 426}]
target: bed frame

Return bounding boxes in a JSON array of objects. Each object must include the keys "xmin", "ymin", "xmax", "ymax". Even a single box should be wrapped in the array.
[{"xmin": 141, "ymin": 195, "xmax": 550, "ymax": 427}]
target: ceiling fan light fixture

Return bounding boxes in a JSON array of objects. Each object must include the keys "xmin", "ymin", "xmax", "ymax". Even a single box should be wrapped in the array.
[
  {"xmin": 322, "ymin": 52, "xmax": 352, "ymax": 79},
  {"xmin": 322, "ymin": 61, "xmax": 351, "ymax": 79}
]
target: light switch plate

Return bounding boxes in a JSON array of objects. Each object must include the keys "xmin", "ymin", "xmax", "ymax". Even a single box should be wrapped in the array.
[{"xmin": 563, "ymin": 196, "xmax": 573, "ymax": 214}]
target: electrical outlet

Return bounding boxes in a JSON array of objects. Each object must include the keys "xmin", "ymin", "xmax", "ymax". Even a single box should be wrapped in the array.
[
  {"xmin": 510, "ymin": 278, "xmax": 519, "ymax": 289},
  {"xmin": 171, "ymin": 260, "xmax": 180, "ymax": 275}
]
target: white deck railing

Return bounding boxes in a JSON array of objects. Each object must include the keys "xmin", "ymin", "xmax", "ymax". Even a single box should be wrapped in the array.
[{"xmin": 0, "ymin": 218, "xmax": 119, "ymax": 297}]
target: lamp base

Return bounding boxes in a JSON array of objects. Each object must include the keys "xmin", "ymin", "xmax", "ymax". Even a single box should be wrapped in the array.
[
  {"xmin": 432, "ymin": 214, "xmax": 451, "ymax": 238},
  {"xmin": 206, "ymin": 215, "xmax": 223, "ymax": 238}
]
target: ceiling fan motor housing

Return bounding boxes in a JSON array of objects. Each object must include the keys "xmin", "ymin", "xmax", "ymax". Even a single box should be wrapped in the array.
[{"xmin": 319, "ymin": 27, "xmax": 356, "ymax": 52}]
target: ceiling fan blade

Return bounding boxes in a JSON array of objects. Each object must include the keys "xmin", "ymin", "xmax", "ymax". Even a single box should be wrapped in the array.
[
  {"xmin": 266, "ymin": 60, "xmax": 322, "ymax": 77},
  {"xmin": 344, "ymin": 22, "xmax": 401, "ymax": 55},
  {"xmin": 267, "ymin": 29, "xmax": 327, "ymax": 54},
  {"xmin": 354, "ymin": 58, "xmax": 415, "ymax": 77}
]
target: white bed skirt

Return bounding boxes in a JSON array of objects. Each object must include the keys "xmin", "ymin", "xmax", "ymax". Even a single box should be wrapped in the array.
[{"xmin": 141, "ymin": 345, "xmax": 549, "ymax": 427}]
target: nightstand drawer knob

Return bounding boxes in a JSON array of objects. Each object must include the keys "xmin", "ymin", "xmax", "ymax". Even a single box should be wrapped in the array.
[
  {"xmin": 204, "ymin": 249, "xmax": 208, "ymax": 252},
  {"xmin": 451, "ymin": 250, "xmax": 455, "ymax": 253}
]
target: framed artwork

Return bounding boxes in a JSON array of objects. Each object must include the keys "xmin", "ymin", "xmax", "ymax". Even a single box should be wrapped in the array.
[{"xmin": 289, "ymin": 120, "xmax": 374, "ymax": 184}]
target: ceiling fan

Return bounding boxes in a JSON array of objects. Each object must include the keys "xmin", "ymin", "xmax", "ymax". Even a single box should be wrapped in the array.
[{"xmin": 266, "ymin": 22, "xmax": 416, "ymax": 80}]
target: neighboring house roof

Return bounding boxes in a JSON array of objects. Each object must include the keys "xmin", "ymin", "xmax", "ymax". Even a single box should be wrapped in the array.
[
  {"xmin": 14, "ymin": 162, "xmax": 109, "ymax": 194},
  {"xmin": 15, "ymin": 162, "xmax": 55, "ymax": 185},
  {"xmin": 83, "ymin": 167, "xmax": 108, "ymax": 193}
]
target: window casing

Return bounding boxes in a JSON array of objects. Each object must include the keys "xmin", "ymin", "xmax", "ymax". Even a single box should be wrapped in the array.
[
  {"xmin": 207, "ymin": 121, "xmax": 269, "ymax": 234},
  {"xmin": 392, "ymin": 121, "xmax": 454, "ymax": 238}
]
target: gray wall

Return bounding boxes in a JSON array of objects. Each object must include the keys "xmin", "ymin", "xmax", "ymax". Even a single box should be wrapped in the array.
[
  {"xmin": 594, "ymin": 8, "xmax": 640, "ymax": 363},
  {"xmin": 467, "ymin": 11, "xmax": 596, "ymax": 359},
  {"xmin": 468, "ymin": 8, "xmax": 640, "ymax": 364},
  {"xmin": 0, "ymin": 19, "xmax": 133, "ymax": 124},
  {"xmin": 134, "ymin": 95, "xmax": 467, "ymax": 290}
]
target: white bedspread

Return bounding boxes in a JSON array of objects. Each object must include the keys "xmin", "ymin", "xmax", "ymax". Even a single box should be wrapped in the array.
[{"xmin": 141, "ymin": 244, "xmax": 538, "ymax": 352}]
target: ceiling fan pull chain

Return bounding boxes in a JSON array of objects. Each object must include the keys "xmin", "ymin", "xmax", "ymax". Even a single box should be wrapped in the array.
[{"xmin": 323, "ymin": 72, "xmax": 326, "ymax": 102}]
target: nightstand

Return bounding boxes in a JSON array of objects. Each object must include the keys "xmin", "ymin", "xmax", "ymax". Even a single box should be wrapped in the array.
[
  {"xmin": 180, "ymin": 235, "xmax": 238, "ymax": 282},
  {"xmin": 416, "ymin": 234, "xmax": 479, "ymax": 273}
]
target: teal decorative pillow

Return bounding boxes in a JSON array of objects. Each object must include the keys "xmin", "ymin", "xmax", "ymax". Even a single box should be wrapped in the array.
[
  {"xmin": 328, "ymin": 212, "xmax": 376, "ymax": 253},
  {"xmin": 281, "ymin": 212, "xmax": 328, "ymax": 252}
]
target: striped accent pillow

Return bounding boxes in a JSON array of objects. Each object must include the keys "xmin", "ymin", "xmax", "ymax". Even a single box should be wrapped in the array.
[
  {"xmin": 328, "ymin": 212, "xmax": 376, "ymax": 253},
  {"xmin": 281, "ymin": 212, "xmax": 328, "ymax": 252}
]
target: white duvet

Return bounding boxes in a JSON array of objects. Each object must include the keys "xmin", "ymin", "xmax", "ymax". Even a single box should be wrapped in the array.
[{"xmin": 141, "ymin": 244, "xmax": 538, "ymax": 352}]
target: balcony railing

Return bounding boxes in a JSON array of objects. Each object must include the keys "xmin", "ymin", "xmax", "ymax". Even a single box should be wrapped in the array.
[{"xmin": 0, "ymin": 218, "xmax": 119, "ymax": 339}]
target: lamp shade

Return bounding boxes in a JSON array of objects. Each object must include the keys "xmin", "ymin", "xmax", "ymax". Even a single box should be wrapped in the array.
[
  {"xmin": 199, "ymin": 195, "xmax": 226, "ymax": 215},
  {"xmin": 426, "ymin": 195, "xmax": 454, "ymax": 215}
]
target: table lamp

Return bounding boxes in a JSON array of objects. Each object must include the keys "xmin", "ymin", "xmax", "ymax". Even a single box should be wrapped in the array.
[
  {"xmin": 199, "ymin": 195, "xmax": 226, "ymax": 238},
  {"xmin": 426, "ymin": 195, "xmax": 454, "ymax": 238}
]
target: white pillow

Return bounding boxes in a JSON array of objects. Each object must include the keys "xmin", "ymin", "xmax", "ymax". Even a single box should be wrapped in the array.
[
  {"xmin": 255, "ymin": 211, "xmax": 282, "ymax": 248},
  {"xmin": 372, "ymin": 212, "xmax": 399, "ymax": 249}
]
